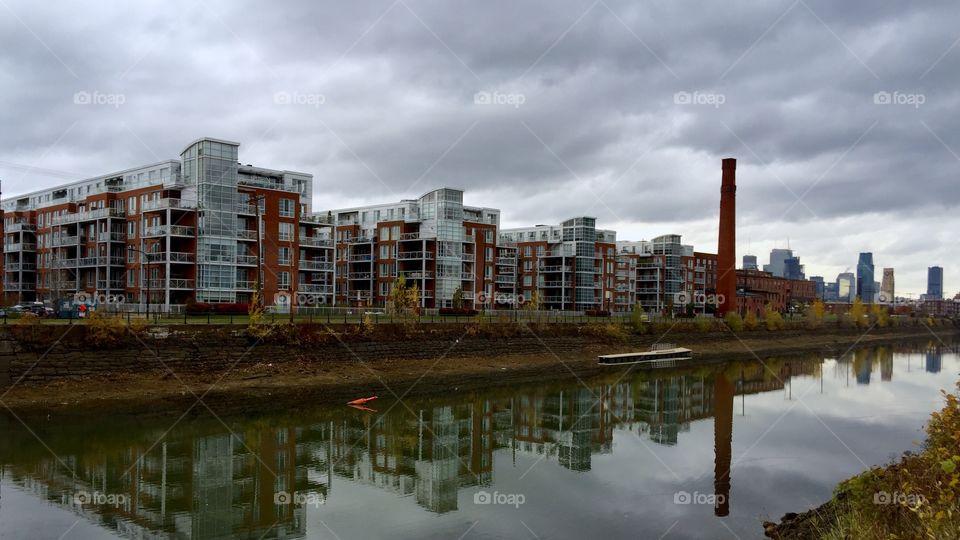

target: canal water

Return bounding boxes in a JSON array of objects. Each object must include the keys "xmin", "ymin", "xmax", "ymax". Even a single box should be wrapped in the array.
[{"xmin": 0, "ymin": 340, "xmax": 957, "ymax": 539}]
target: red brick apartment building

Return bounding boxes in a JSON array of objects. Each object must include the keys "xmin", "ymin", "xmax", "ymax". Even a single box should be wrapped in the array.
[
  {"xmin": 326, "ymin": 188, "xmax": 504, "ymax": 309},
  {"xmin": 498, "ymin": 217, "xmax": 618, "ymax": 311},
  {"xmin": 1, "ymin": 137, "xmax": 333, "ymax": 311},
  {"xmin": 736, "ymin": 268, "xmax": 817, "ymax": 316}
]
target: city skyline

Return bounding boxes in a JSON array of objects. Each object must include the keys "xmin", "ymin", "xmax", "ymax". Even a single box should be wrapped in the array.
[{"xmin": 0, "ymin": 1, "xmax": 957, "ymax": 296}]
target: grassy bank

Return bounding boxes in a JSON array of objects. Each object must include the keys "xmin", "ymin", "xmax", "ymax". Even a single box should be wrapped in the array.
[{"xmin": 766, "ymin": 381, "xmax": 960, "ymax": 539}]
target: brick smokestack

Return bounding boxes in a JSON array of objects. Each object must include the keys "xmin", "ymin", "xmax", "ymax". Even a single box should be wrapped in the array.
[{"xmin": 717, "ymin": 158, "xmax": 737, "ymax": 316}]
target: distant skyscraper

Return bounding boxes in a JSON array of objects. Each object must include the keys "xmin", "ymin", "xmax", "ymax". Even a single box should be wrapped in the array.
[
  {"xmin": 880, "ymin": 268, "xmax": 895, "ymax": 304},
  {"xmin": 857, "ymin": 253, "xmax": 876, "ymax": 303},
  {"xmin": 742, "ymin": 255, "xmax": 758, "ymax": 271},
  {"xmin": 927, "ymin": 266, "xmax": 944, "ymax": 300},
  {"xmin": 837, "ymin": 272, "xmax": 856, "ymax": 303},
  {"xmin": 810, "ymin": 276, "xmax": 825, "ymax": 298},
  {"xmin": 763, "ymin": 248, "xmax": 794, "ymax": 278},
  {"xmin": 783, "ymin": 257, "xmax": 805, "ymax": 280},
  {"xmin": 824, "ymin": 282, "xmax": 839, "ymax": 302}
]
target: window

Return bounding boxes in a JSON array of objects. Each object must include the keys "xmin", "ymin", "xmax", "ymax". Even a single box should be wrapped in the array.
[
  {"xmin": 128, "ymin": 221, "xmax": 136, "ymax": 237},
  {"xmin": 380, "ymin": 226, "xmax": 389, "ymax": 241},
  {"xmin": 391, "ymin": 225, "xmax": 400, "ymax": 239},
  {"xmin": 278, "ymin": 247, "xmax": 291, "ymax": 265},
  {"xmin": 278, "ymin": 271, "xmax": 290, "ymax": 290},
  {"xmin": 524, "ymin": 246, "xmax": 532, "ymax": 257},
  {"xmin": 279, "ymin": 198, "xmax": 295, "ymax": 218},
  {"xmin": 278, "ymin": 222, "xmax": 293, "ymax": 241},
  {"xmin": 380, "ymin": 245, "xmax": 390, "ymax": 259},
  {"xmin": 127, "ymin": 272, "xmax": 136, "ymax": 286},
  {"xmin": 523, "ymin": 275, "xmax": 532, "ymax": 286}
]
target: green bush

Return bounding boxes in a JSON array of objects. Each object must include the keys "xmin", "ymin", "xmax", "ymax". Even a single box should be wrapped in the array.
[{"xmin": 724, "ymin": 312, "xmax": 744, "ymax": 332}]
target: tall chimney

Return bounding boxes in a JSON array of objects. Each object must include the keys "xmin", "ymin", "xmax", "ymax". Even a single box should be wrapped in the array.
[{"xmin": 717, "ymin": 158, "xmax": 737, "ymax": 316}]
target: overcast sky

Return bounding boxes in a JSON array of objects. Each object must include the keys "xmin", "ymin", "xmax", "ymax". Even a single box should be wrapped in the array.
[{"xmin": 0, "ymin": 0, "xmax": 957, "ymax": 296}]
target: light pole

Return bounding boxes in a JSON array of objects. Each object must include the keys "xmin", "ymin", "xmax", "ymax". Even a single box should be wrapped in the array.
[{"xmin": 128, "ymin": 245, "xmax": 152, "ymax": 318}]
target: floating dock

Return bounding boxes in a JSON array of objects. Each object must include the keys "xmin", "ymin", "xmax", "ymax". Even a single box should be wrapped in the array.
[{"xmin": 598, "ymin": 346, "xmax": 693, "ymax": 367}]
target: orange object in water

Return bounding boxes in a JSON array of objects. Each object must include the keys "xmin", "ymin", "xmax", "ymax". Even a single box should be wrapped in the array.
[{"xmin": 347, "ymin": 396, "xmax": 378, "ymax": 406}]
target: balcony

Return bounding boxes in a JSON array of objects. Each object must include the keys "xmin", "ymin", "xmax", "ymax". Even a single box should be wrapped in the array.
[
  {"xmin": 539, "ymin": 265, "xmax": 572, "ymax": 273},
  {"xmin": 348, "ymin": 272, "xmax": 373, "ymax": 280},
  {"xmin": 141, "ymin": 198, "xmax": 197, "ymax": 212},
  {"xmin": 52, "ymin": 208, "xmax": 125, "ymax": 225},
  {"xmin": 145, "ymin": 279, "xmax": 195, "ymax": 289},
  {"xmin": 96, "ymin": 280, "xmax": 125, "ymax": 290},
  {"xmin": 4, "ymin": 262, "xmax": 37, "ymax": 272},
  {"xmin": 236, "ymin": 203, "xmax": 257, "ymax": 215},
  {"xmin": 398, "ymin": 232, "xmax": 421, "ymax": 241},
  {"xmin": 6, "ymin": 223, "xmax": 36, "ymax": 233},
  {"xmin": 149, "ymin": 252, "xmax": 196, "ymax": 264},
  {"xmin": 4, "ymin": 243, "xmax": 36, "ymax": 252},
  {"xmin": 236, "ymin": 255, "xmax": 258, "ymax": 266},
  {"xmin": 496, "ymin": 257, "xmax": 516, "ymax": 265},
  {"xmin": 299, "ymin": 260, "xmax": 333, "ymax": 271},
  {"xmin": 3, "ymin": 282, "xmax": 35, "ymax": 291},
  {"xmin": 296, "ymin": 284, "xmax": 332, "ymax": 294},
  {"xmin": 51, "ymin": 235, "xmax": 79, "ymax": 247},
  {"xmin": 236, "ymin": 281, "xmax": 256, "ymax": 290},
  {"xmin": 349, "ymin": 254, "xmax": 373, "ymax": 262},
  {"xmin": 237, "ymin": 230, "xmax": 257, "ymax": 241},
  {"xmin": 143, "ymin": 225, "xmax": 196, "ymax": 237},
  {"xmin": 299, "ymin": 236, "xmax": 333, "ymax": 248},
  {"xmin": 97, "ymin": 232, "xmax": 126, "ymax": 242},
  {"xmin": 397, "ymin": 251, "xmax": 433, "ymax": 260},
  {"xmin": 400, "ymin": 270, "xmax": 433, "ymax": 279}
]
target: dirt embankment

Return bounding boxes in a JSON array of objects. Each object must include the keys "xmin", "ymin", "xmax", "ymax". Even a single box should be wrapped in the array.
[{"xmin": 2, "ymin": 324, "xmax": 954, "ymax": 419}]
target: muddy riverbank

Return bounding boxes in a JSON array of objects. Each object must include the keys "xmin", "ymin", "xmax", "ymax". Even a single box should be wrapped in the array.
[{"xmin": 2, "ymin": 324, "xmax": 954, "ymax": 419}]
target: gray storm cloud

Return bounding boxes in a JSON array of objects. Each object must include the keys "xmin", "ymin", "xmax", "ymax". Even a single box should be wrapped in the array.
[{"xmin": 0, "ymin": 0, "xmax": 957, "ymax": 294}]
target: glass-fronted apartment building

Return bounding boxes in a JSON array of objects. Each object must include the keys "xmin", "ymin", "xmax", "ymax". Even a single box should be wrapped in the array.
[
  {"xmin": 1, "ymin": 137, "xmax": 333, "ymax": 311},
  {"xmin": 325, "ymin": 188, "xmax": 504, "ymax": 309}
]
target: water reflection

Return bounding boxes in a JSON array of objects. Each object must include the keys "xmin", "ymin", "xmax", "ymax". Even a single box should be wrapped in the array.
[{"xmin": 1, "ymin": 341, "xmax": 957, "ymax": 539}]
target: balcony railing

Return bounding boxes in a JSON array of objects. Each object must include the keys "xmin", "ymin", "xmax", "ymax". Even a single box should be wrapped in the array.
[
  {"xmin": 539, "ymin": 265, "xmax": 572, "ymax": 273},
  {"xmin": 52, "ymin": 208, "xmax": 124, "ymax": 225},
  {"xmin": 236, "ymin": 281, "xmax": 255, "ymax": 290},
  {"xmin": 4, "ymin": 263, "xmax": 36, "ymax": 271},
  {"xmin": 141, "ymin": 198, "xmax": 197, "ymax": 212},
  {"xmin": 397, "ymin": 251, "xmax": 433, "ymax": 260},
  {"xmin": 145, "ymin": 279, "xmax": 195, "ymax": 289},
  {"xmin": 96, "ymin": 280, "xmax": 125, "ymax": 290},
  {"xmin": 4, "ymin": 243, "xmax": 36, "ymax": 252},
  {"xmin": 299, "ymin": 260, "xmax": 334, "ymax": 271},
  {"xmin": 349, "ymin": 254, "xmax": 373, "ymax": 262},
  {"xmin": 3, "ymin": 282, "xmax": 35, "ymax": 291},
  {"xmin": 143, "ymin": 225, "xmax": 196, "ymax": 237},
  {"xmin": 98, "ymin": 232, "xmax": 126, "ymax": 242},
  {"xmin": 149, "ymin": 252, "xmax": 195, "ymax": 263},
  {"xmin": 400, "ymin": 270, "xmax": 433, "ymax": 279},
  {"xmin": 51, "ymin": 235, "xmax": 79, "ymax": 246},
  {"xmin": 237, "ymin": 230, "xmax": 257, "ymax": 240},
  {"xmin": 296, "ymin": 284, "xmax": 332, "ymax": 294},
  {"xmin": 496, "ymin": 257, "xmax": 517, "ymax": 265},
  {"xmin": 236, "ymin": 255, "xmax": 258, "ymax": 266},
  {"xmin": 6, "ymin": 223, "xmax": 36, "ymax": 233},
  {"xmin": 299, "ymin": 236, "xmax": 333, "ymax": 248},
  {"xmin": 348, "ymin": 272, "xmax": 373, "ymax": 280}
]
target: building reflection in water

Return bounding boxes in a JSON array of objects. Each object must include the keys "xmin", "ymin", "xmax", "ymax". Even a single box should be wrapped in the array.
[{"xmin": 4, "ymin": 350, "xmax": 931, "ymax": 539}]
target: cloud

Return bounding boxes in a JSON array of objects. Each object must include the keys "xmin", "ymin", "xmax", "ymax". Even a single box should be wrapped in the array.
[{"xmin": 0, "ymin": 0, "xmax": 957, "ymax": 294}]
